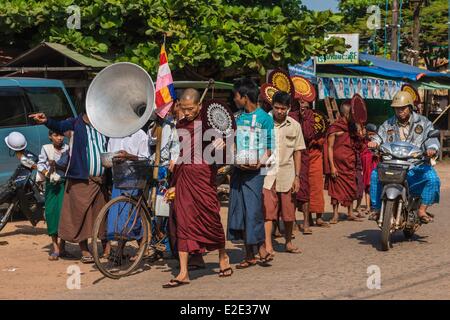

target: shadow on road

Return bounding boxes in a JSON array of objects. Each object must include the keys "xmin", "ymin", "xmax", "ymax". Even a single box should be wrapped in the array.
[
  {"xmin": 0, "ymin": 224, "xmax": 47, "ymax": 237},
  {"xmin": 348, "ymin": 229, "xmax": 429, "ymax": 251}
]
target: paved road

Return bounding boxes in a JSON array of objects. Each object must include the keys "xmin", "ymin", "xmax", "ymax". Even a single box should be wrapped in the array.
[{"xmin": 1, "ymin": 164, "xmax": 450, "ymax": 300}]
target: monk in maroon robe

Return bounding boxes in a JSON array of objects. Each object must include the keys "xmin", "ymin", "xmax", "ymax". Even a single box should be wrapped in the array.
[
  {"xmin": 324, "ymin": 102, "xmax": 360, "ymax": 223},
  {"xmin": 163, "ymin": 89, "xmax": 232, "ymax": 288},
  {"xmin": 293, "ymin": 99, "xmax": 315, "ymax": 234}
]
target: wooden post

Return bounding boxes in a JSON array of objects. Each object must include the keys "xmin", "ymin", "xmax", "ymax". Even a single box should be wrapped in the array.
[
  {"xmin": 391, "ymin": 0, "xmax": 399, "ymax": 61},
  {"xmin": 150, "ymin": 123, "xmax": 163, "ymax": 212},
  {"xmin": 411, "ymin": 0, "xmax": 423, "ymax": 66}
]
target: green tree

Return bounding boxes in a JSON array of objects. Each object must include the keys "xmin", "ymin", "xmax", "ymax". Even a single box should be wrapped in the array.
[
  {"xmin": 0, "ymin": 0, "xmax": 346, "ymax": 81},
  {"xmin": 336, "ymin": 0, "xmax": 448, "ymax": 69}
]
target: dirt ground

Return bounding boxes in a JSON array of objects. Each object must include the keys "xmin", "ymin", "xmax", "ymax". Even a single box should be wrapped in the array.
[{"xmin": 1, "ymin": 163, "xmax": 450, "ymax": 300}]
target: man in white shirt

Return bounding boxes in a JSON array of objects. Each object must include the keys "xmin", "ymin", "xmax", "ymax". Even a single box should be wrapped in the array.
[{"xmin": 107, "ymin": 129, "xmax": 150, "ymax": 160}]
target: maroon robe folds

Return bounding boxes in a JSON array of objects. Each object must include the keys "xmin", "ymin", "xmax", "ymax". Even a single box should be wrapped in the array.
[
  {"xmin": 361, "ymin": 138, "xmax": 379, "ymax": 193},
  {"xmin": 293, "ymin": 108, "xmax": 314, "ymax": 204},
  {"xmin": 324, "ymin": 118, "xmax": 357, "ymax": 207},
  {"xmin": 170, "ymin": 116, "xmax": 226, "ymax": 253}
]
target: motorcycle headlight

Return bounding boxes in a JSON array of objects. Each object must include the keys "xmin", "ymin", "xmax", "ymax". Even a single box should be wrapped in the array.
[
  {"xmin": 382, "ymin": 154, "xmax": 393, "ymax": 161},
  {"xmin": 391, "ymin": 145, "xmax": 413, "ymax": 158}
]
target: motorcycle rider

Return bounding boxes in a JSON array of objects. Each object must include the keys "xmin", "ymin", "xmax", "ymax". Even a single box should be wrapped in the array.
[
  {"xmin": 4, "ymin": 132, "xmax": 37, "ymax": 170},
  {"xmin": 367, "ymin": 91, "xmax": 440, "ymax": 224}
]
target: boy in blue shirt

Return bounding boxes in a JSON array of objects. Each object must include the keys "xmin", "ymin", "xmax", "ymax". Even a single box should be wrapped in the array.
[{"xmin": 228, "ymin": 78, "xmax": 275, "ymax": 268}]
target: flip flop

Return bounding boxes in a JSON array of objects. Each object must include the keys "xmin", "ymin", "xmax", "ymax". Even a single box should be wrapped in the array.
[
  {"xmin": 80, "ymin": 255, "xmax": 95, "ymax": 264},
  {"xmin": 315, "ymin": 219, "xmax": 330, "ymax": 228},
  {"xmin": 235, "ymin": 260, "xmax": 257, "ymax": 269},
  {"xmin": 162, "ymin": 279, "xmax": 190, "ymax": 288},
  {"xmin": 218, "ymin": 267, "xmax": 233, "ymax": 278},
  {"xmin": 302, "ymin": 227, "xmax": 313, "ymax": 235},
  {"xmin": 285, "ymin": 247, "xmax": 302, "ymax": 254},
  {"xmin": 258, "ymin": 253, "xmax": 273, "ymax": 267},
  {"xmin": 329, "ymin": 217, "xmax": 340, "ymax": 224},
  {"xmin": 48, "ymin": 252, "xmax": 59, "ymax": 261},
  {"xmin": 419, "ymin": 215, "xmax": 433, "ymax": 224}
]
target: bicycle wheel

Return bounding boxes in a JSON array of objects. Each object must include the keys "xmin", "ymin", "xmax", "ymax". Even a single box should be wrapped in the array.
[{"xmin": 92, "ymin": 195, "xmax": 150, "ymax": 279}]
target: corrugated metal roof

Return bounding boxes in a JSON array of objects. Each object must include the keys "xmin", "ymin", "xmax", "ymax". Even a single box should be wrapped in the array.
[
  {"xmin": 5, "ymin": 42, "xmax": 110, "ymax": 68},
  {"xmin": 44, "ymin": 42, "xmax": 110, "ymax": 67}
]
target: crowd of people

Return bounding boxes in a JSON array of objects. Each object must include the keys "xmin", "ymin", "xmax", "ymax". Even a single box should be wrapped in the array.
[{"xmin": 3, "ymin": 76, "xmax": 441, "ymax": 289}]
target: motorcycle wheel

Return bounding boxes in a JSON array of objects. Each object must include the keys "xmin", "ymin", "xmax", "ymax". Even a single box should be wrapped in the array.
[
  {"xmin": 0, "ymin": 202, "xmax": 16, "ymax": 232},
  {"xmin": 381, "ymin": 199, "xmax": 397, "ymax": 251}
]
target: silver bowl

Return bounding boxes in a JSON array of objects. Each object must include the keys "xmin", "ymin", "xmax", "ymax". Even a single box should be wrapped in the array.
[{"xmin": 100, "ymin": 152, "xmax": 119, "ymax": 168}]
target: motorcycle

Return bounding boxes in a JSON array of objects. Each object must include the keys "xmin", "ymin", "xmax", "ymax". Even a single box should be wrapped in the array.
[
  {"xmin": 366, "ymin": 123, "xmax": 440, "ymax": 251},
  {"xmin": 0, "ymin": 152, "xmax": 45, "ymax": 232}
]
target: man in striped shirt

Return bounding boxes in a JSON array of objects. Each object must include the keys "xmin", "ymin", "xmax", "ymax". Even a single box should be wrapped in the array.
[{"xmin": 29, "ymin": 112, "xmax": 109, "ymax": 264}]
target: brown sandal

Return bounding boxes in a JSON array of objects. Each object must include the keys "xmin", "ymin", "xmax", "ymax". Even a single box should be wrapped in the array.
[
  {"xmin": 285, "ymin": 247, "xmax": 302, "ymax": 254},
  {"xmin": 235, "ymin": 260, "xmax": 257, "ymax": 269},
  {"xmin": 162, "ymin": 279, "xmax": 190, "ymax": 288},
  {"xmin": 315, "ymin": 219, "xmax": 330, "ymax": 228},
  {"xmin": 219, "ymin": 267, "xmax": 234, "ymax": 277}
]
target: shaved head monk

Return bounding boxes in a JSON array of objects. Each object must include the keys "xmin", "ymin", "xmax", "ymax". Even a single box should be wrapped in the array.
[
  {"xmin": 324, "ymin": 101, "xmax": 360, "ymax": 223},
  {"xmin": 163, "ymin": 88, "xmax": 232, "ymax": 288}
]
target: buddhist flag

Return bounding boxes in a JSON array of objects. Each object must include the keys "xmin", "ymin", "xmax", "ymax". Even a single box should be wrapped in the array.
[{"xmin": 155, "ymin": 43, "xmax": 176, "ymax": 118}]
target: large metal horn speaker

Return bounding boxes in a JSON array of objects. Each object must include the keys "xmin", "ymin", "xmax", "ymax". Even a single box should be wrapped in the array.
[{"xmin": 86, "ymin": 62, "xmax": 155, "ymax": 138}]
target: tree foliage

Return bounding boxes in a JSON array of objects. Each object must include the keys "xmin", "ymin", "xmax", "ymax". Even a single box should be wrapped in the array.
[
  {"xmin": 336, "ymin": 0, "xmax": 448, "ymax": 68},
  {"xmin": 0, "ymin": 0, "xmax": 346, "ymax": 81}
]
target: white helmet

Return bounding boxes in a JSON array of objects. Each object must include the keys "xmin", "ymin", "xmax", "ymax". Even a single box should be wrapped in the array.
[{"xmin": 4, "ymin": 132, "xmax": 27, "ymax": 151}]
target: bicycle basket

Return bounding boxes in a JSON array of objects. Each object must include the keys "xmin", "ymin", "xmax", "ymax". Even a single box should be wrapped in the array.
[{"xmin": 112, "ymin": 159, "xmax": 152, "ymax": 190}]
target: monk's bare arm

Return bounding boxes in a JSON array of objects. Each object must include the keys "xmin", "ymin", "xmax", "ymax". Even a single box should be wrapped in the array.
[
  {"xmin": 292, "ymin": 149, "xmax": 301, "ymax": 192},
  {"xmin": 328, "ymin": 131, "xmax": 344, "ymax": 177},
  {"xmin": 328, "ymin": 133, "xmax": 337, "ymax": 177},
  {"xmin": 294, "ymin": 150, "xmax": 301, "ymax": 177}
]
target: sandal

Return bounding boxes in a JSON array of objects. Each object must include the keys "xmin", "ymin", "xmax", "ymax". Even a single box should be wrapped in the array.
[
  {"xmin": 368, "ymin": 211, "xmax": 379, "ymax": 221},
  {"xmin": 235, "ymin": 260, "xmax": 257, "ymax": 269},
  {"xmin": 258, "ymin": 253, "xmax": 273, "ymax": 267},
  {"xmin": 302, "ymin": 227, "xmax": 313, "ymax": 235},
  {"xmin": 218, "ymin": 267, "xmax": 233, "ymax": 278},
  {"xmin": 419, "ymin": 215, "xmax": 433, "ymax": 224},
  {"xmin": 315, "ymin": 219, "xmax": 330, "ymax": 228},
  {"xmin": 48, "ymin": 252, "xmax": 59, "ymax": 261},
  {"xmin": 80, "ymin": 255, "xmax": 95, "ymax": 264},
  {"xmin": 162, "ymin": 279, "xmax": 190, "ymax": 288},
  {"xmin": 329, "ymin": 218, "xmax": 339, "ymax": 224},
  {"xmin": 285, "ymin": 246, "xmax": 302, "ymax": 254},
  {"xmin": 346, "ymin": 216, "xmax": 362, "ymax": 222}
]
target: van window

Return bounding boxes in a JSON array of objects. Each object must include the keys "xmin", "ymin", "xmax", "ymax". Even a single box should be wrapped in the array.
[
  {"xmin": 24, "ymin": 87, "xmax": 73, "ymax": 120},
  {"xmin": 0, "ymin": 87, "xmax": 28, "ymax": 127}
]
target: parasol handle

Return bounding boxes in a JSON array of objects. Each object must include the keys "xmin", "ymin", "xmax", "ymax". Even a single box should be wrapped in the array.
[
  {"xmin": 199, "ymin": 79, "xmax": 215, "ymax": 104},
  {"xmin": 432, "ymin": 104, "xmax": 450, "ymax": 125}
]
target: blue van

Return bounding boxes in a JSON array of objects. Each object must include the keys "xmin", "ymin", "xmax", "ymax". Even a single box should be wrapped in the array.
[{"xmin": 0, "ymin": 78, "xmax": 77, "ymax": 184}]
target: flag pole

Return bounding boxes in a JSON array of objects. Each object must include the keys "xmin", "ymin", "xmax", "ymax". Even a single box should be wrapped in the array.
[{"xmin": 150, "ymin": 33, "xmax": 167, "ymax": 214}]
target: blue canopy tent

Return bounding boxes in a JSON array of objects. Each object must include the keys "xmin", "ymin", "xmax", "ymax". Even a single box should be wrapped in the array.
[
  {"xmin": 340, "ymin": 53, "xmax": 450, "ymax": 82},
  {"xmin": 290, "ymin": 54, "xmax": 450, "ymax": 125}
]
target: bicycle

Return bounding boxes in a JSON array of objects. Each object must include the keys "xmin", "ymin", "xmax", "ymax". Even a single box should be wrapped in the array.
[{"xmin": 92, "ymin": 159, "xmax": 171, "ymax": 279}]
